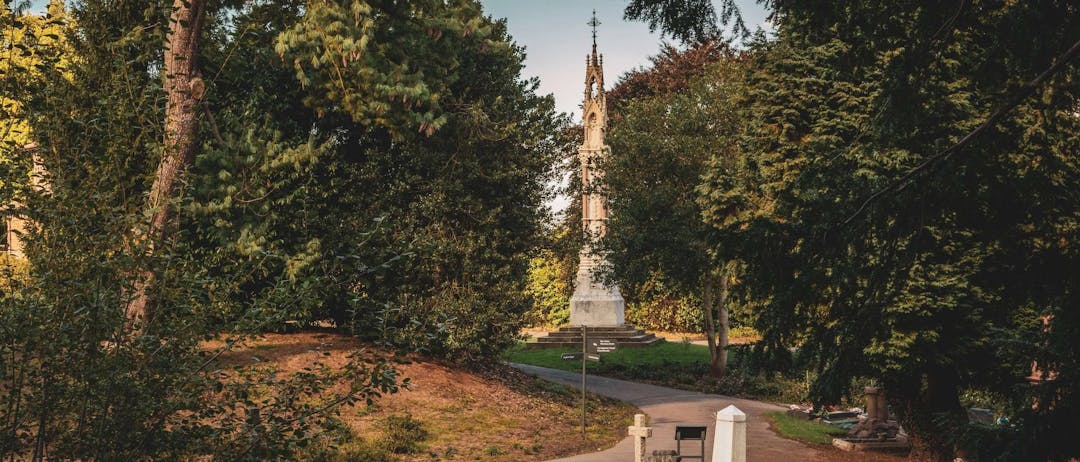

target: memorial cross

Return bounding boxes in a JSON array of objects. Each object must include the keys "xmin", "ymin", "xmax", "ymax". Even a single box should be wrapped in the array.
[{"xmin": 628, "ymin": 413, "xmax": 653, "ymax": 462}]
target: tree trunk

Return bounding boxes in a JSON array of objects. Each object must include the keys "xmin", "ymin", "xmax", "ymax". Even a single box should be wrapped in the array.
[
  {"xmin": 124, "ymin": 0, "xmax": 207, "ymax": 324},
  {"xmin": 898, "ymin": 369, "xmax": 966, "ymax": 462},
  {"xmin": 702, "ymin": 276, "xmax": 720, "ymax": 377},
  {"xmin": 716, "ymin": 272, "xmax": 729, "ymax": 376}
]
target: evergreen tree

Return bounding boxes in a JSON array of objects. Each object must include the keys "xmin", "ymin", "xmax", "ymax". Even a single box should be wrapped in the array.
[
  {"xmin": 631, "ymin": 1, "xmax": 1080, "ymax": 459},
  {"xmin": 0, "ymin": 0, "xmax": 563, "ymax": 457}
]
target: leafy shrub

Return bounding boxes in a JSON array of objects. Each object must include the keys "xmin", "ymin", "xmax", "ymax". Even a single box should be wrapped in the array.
[
  {"xmin": 379, "ymin": 414, "xmax": 429, "ymax": 454},
  {"xmin": 373, "ymin": 283, "xmax": 526, "ymax": 362},
  {"xmin": 626, "ymin": 294, "xmax": 703, "ymax": 332},
  {"xmin": 728, "ymin": 325, "xmax": 760, "ymax": 339},
  {"xmin": 302, "ymin": 438, "xmax": 395, "ymax": 462},
  {"xmin": 524, "ymin": 251, "xmax": 570, "ymax": 327}
]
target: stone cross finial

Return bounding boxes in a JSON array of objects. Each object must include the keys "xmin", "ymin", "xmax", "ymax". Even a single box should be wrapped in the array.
[
  {"xmin": 588, "ymin": 10, "xmax": 601, "ymax": 50},
  {"xmin": 628, "ymin": 413, "xmax": 653, "ymax": 462}
]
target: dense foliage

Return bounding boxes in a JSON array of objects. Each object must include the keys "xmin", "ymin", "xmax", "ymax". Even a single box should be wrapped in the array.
[
  {"xmin": 190, "ymin": 0, "xmax": 566, "ymax": 360},
  {"xmin": 628, "ymin": 0, "xmax": 1080, "ymax": 460},
  {"xmin": 0, "ymin": 0, "xmax": 562, "ymax": 458},
  {"xmin": 602, "ymin": 43, "xmax": 749, "ymax": 375}
]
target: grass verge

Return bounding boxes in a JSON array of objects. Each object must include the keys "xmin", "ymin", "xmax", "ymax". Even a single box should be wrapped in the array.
[
  {"xmin": 764, "ymin": 411, "xmax": 847, "ymax": 445},
  {"xmin": 505, "ymin": 340, "xmax": 712, "ymax": 372},
  {"xmin": 505, "ymin": 341, "xmax": 810, "ymax": 404}
]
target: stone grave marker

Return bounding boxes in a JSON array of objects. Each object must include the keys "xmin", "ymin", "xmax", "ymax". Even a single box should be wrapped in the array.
[{"xmin": 627, "ymin": 413, "xmax": 652, "ymax": 462}]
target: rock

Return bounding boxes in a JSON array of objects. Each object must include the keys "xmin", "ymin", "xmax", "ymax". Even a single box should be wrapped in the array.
[
  {"xmin": 786, "ymin": 408, "xmax": 812, "ymax": 420},
  {"xmin": 847, "ymin": 418, "xmax": 901, "ymax": 440},
  {"xmin": 647, "ymin": 449, "xmax": 679, "ymax": 462}
]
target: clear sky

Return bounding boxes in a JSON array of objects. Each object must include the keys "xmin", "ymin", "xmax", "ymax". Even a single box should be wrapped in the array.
[{"xmin": 481, "ymin": 0, "xmax": 770, "ymax": 122}]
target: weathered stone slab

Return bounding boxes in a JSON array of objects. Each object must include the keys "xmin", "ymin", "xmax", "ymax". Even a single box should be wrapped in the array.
[{"xmin": 832, "ymin": 435, "xmax": 911, "ymax": 452}]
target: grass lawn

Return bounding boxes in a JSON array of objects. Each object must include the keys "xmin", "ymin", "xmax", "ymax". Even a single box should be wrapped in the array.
[
  {"xmin": 764, "ymin": 411, "xmax": 848, "ymax": 445},
  {"xmin": 505, "ymin": 340, "xmax": 812, "ymax": 404},
  {"xmin": 504, "ymin": 340, "xmax": 712, "ymax": 373}
]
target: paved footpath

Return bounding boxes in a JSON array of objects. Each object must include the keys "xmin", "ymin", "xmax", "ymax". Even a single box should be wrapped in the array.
[{"xmin": 510, "ymin": 363, "xmax": 827, "ymax": 462}]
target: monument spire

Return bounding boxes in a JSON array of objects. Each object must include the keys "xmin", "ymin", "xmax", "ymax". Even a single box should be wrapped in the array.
[
  {"xmin": 588, "ymin": 9, "xmax": 600, "ymax": 56},
  {"xmin": 569, "ymin": 12, "xmax": 624, "ymax": 328},
  {"xmin": 527, "ymin": 10, "xmax": 660, "ymax": 350}
]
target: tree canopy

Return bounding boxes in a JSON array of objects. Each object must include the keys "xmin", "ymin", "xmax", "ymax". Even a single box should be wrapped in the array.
[
  {"xmin": 626, "ymin": 0, "xmax": 1080, "ymax": 460},
  {"xmin": 0, "ymin": 0, "xmax": 564, "ymax": 457}
]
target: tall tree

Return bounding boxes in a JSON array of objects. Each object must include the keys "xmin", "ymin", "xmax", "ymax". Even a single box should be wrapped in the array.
[
  {"xmin": 689, "ymin": 1, "xmax": 1080, "ymax": 460},
  {"xmin": 123, "ymin": 0, "xmax": 206, "ymax": 323},
  {"xmin": 185, "ymin": 0, "xmax": 566, "ymax": 359},
  {"xmin": 604, "ymin": 49, "xmax": 748, "ymax": 376}
]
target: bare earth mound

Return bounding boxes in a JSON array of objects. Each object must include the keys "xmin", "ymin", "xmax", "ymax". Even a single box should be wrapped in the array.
[{"xmin": 214, "ymin": 332, "xmax": 637, "ymax": 461}]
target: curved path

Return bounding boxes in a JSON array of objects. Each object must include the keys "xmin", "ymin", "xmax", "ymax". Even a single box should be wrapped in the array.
[{"xmin": 510, "ymin": 363, "xmax": 827, "ymax": 462}]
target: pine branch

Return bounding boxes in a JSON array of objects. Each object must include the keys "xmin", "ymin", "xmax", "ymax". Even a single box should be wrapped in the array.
[{"xmin": 842, "ymin": 37, "xmax": 1080, "ymax": 226}]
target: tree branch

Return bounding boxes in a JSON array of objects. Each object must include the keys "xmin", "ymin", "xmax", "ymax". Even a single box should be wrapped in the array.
[{"xmin": 842, "ymin": 37, "xmax": 1080, "ymax": 226}]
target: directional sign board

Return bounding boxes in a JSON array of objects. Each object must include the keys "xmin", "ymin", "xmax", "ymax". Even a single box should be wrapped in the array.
[
  {"xmin": 586, "ymin": 354, "xmax": 600, "ymax": 362},
  {"xmin": 562, "ymin": 352, "xmax": 600, "ymax": 362},
  {"xmin": 588, "ymin": 339, "xmax": 617, "ymax": 354}
]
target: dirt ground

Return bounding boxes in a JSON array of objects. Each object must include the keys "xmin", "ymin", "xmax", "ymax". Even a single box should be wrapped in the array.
[{"xmin": 211, "ymin": 332, "xmax": 636, "ymax": 461}]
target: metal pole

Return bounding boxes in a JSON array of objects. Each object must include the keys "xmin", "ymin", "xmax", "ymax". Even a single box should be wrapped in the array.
[{"xmin": 581, "ymin": 324, "xmax": 587, "ymax": 438}]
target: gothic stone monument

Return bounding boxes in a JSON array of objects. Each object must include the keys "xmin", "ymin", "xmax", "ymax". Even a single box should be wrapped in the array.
[
  {"xmin": 569, "ymin": 17, "xmax": 624, "ymax": 328},
  {"xmin": 529, "ymin": 12, "xmax": 659, "ymax": 350}
]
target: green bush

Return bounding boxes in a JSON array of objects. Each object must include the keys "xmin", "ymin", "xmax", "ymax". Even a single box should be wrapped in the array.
[
  {"xmin": 524, "ymin": 251, "xmax": 570, "ymax": 327},
  {"xmin": 302, "ymin": 439, "xmax": 395, "ymax": 462},
  {"xmin": 728, "ymin": 325, "xmax": 760, "ymax": 339},
  {"xmin": 626, "ymin": 294, "xmax": 703, "ymax": 332},
  {"xmin": 379, "ymin": 414, "xmax": 429, "ymax": 454}
]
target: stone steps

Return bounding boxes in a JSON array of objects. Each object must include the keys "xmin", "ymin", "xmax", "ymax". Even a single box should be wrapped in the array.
[{"xmin": 526, "ymin": 326, "xmax": 664, "ymax": 350}]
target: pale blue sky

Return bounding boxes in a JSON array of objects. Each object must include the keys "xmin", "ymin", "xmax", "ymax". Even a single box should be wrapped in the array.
[{"xmin": 481, "ymin": 0, "xmax": 770, "ymax": 121}]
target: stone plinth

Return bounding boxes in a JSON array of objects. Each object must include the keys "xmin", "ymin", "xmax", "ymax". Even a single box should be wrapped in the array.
[
  {"xmin": 569, "ymin": 250, "xmax": 624, "ymax": 327},
  {"xmin": 569, "ymin": 291, "xmax": 625, "ymax": 327},
  {"xmin": 527, "ymin": 326, "xmax": 661, "ymax": 350}
]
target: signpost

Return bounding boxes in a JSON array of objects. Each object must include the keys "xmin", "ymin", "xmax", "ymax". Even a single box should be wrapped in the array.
[
  {"xmin": 562, "ymin": 327, "xmax": 619, "ymax": 438},
  {"xmin": 581, "ymin": 325, "xmax": 587, "ymax": 437},
  {"xmin": 590, "ymin": 339, "xmax": 617, "ymax": 354}
]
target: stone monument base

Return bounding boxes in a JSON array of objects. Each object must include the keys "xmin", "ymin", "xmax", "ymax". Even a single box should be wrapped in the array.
[
  {"xmin": 527, "ymin": 325, "xmax": 662, "ymax": 350},
  {"xmin": 568, "ymin": 292, "xmax": 625, "ymax": 327},
  {"xmin": 566, "ymin": 248, "xmax": 625, "ymax": 327}
]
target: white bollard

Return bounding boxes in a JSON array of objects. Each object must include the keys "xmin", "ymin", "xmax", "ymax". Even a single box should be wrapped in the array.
[{"xmin": 712, "ymin": 405, "xmax": 747, "ymax": 462}]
